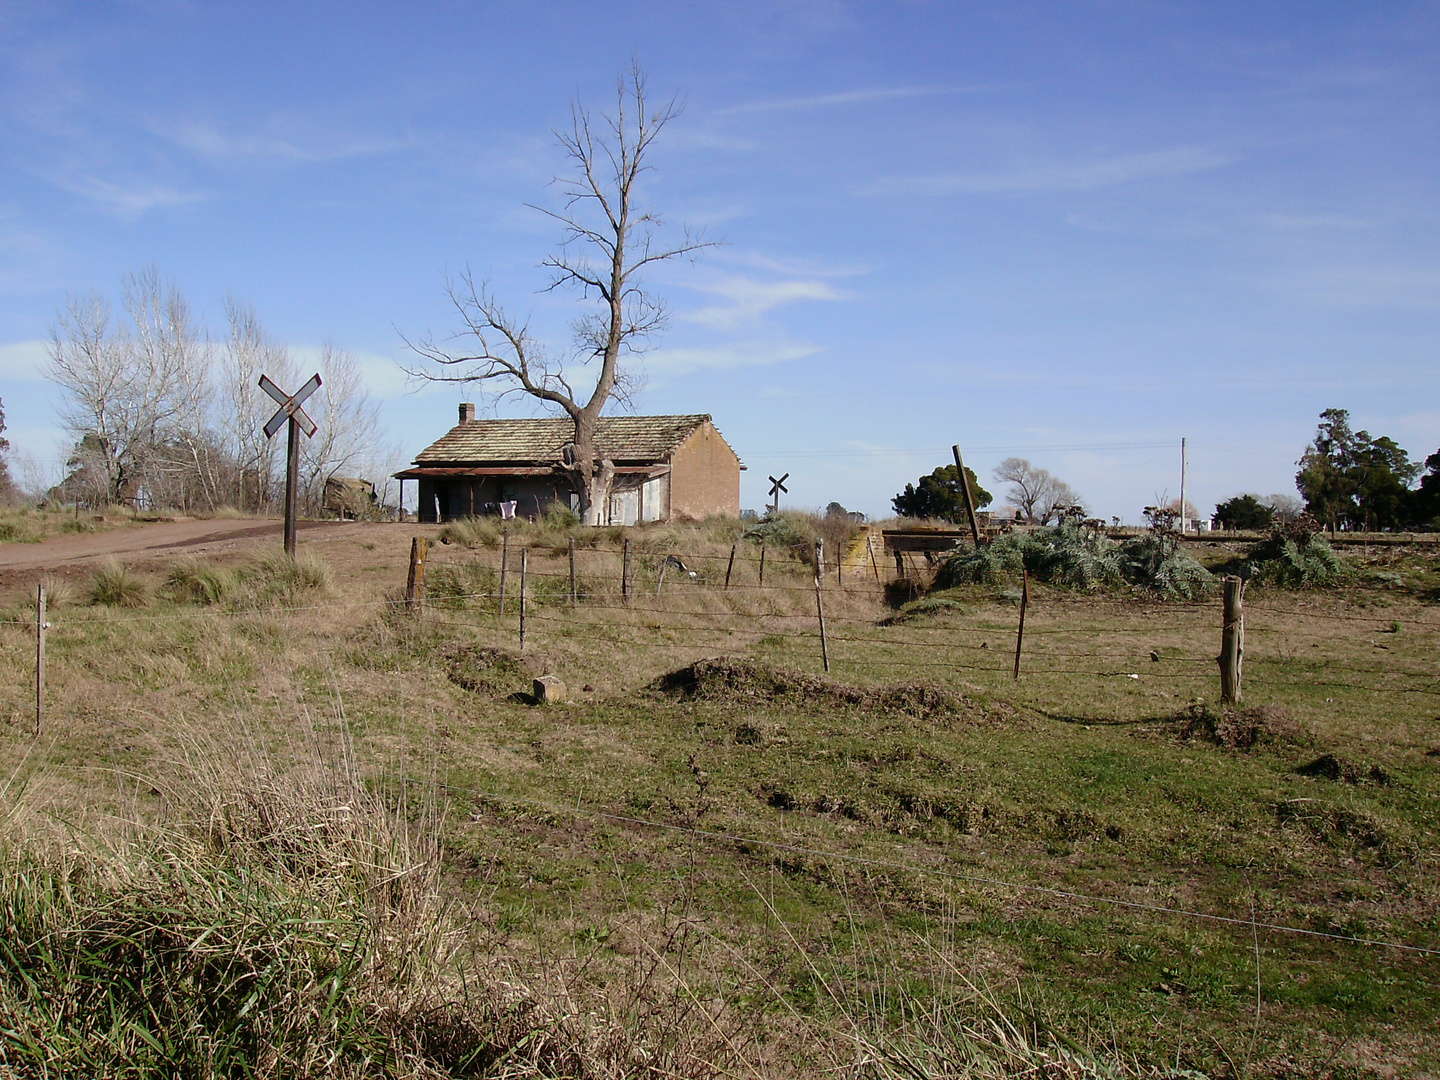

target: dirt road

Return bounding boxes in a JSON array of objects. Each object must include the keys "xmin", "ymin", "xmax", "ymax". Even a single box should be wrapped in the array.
[{"xmin": 0, "ymin": 518, "xmax": 369, "ymax": 572}]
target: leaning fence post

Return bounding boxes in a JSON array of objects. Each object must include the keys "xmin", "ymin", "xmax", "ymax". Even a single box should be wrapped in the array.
[
  {"xmin": 724, "ymin": 543, "xmax": 737, "ymax": 590},
  {"xmin": 35, "ymin": 583, "xmax": 46, "ymax": 737},
  {"xmin": 815, "ymin": 539, "xmax": 830, "ymax": 672},
  {"xmin": 568, "ymin": 537, "xmax": 577, "ymax": 606},
  {"xmin": 405, "ymin": 537, "xmax": 427, "ymax": 613},
  {"xmin": 622, "ymin": 537, "xmax": 632, "ymax": 603},
  {"xmin": 519, "ymin": 547, "xmax": 528, "ymax": 652},
  {"xmin": 498, "ymin": 527, "xmax": 509, "ymax": 615},
  {"xmin": 1220, "ymin": 575, "xmax": 1244, "ymax": 703},
  {"xmin": 1013, "ymin": 568, "xmax": 1029, "ymax": 680}
]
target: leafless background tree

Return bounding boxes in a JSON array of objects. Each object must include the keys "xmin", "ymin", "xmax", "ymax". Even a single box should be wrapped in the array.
[
  {"xmin": 993, "ymin": 457, "xmax": 1081, "ymax": 524},
  {"xmin": 402, "ymin": 64, "xmax": 712, "ymax": 524},
  {"xmin": 44, "ymin": 268, "xmax": 382, "ymax": 515},
  {"xmin": 1262, "ymin": 492, "xmax": 1303, "ymax": 522}
]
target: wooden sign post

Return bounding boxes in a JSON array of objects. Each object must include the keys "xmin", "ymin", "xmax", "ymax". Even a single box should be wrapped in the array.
[
  {"xmin": 259, "ymin": 373, "xmax": 322, "ymax": 557},
  {"xmin": 768, "ymin": 473, "xmax": 789, "ymax": 516}
]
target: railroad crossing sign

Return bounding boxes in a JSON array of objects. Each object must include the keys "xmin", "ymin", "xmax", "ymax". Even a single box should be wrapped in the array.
[
  {"xmin": 259, "ymin": 373, "xmax": 322, "ymax": 556},
  {"xmin": 768, "ymin": 472, "xmax": 789, "ymax": 515}
]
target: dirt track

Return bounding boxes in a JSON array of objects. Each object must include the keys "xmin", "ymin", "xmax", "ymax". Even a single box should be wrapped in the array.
[{"xmin": 0, "ymin": 518, "xmax": 376, "ymax": 573}]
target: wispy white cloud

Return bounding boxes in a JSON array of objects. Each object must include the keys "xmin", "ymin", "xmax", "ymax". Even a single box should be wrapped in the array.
[
  {"xmin": 48, "ymin": 173, "xmax": 208, "ymax": 215},
  {"xmin": 645, "ymin": 341, "xmax": 819, "ymax": 374},
  {"xmin": 1270, "ymin": 264, "xmax": 1440, "ymax": 310},
  {"xmin": 715, "ymin": 84, "xmax": 985, "ymax": 116},
  {"xmin": 286, "ymin": 345, "xmax": 429, "ymax": 401},
  {"xmin": 156, "ymin": 118, "xmax": 413, "ymax": 166},
  {"xmin": 679, "ymin": 274, "xmax": 843, "ymax": 331},
  {"xmin": 0, "ymin": 340, "xmax": 48, "ymax": 381},
  {"xmin": 1258, "ymin": 213, "xmax": 1372, "ymax": 231},
  {"xmin": 864, "ymin": 147, "xmax": 1236, "ymax": 197}
]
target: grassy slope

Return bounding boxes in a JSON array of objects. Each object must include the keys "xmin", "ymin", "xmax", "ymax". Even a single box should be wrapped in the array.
[{"xmin": 0, "ymin": 521, "xmax": 1436, "ymax": 1078}]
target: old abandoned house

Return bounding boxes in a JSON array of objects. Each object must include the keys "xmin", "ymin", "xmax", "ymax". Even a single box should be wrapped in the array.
[{"xmin": 395, "ymin": 405, "xmax": 743, "ymax": 524}]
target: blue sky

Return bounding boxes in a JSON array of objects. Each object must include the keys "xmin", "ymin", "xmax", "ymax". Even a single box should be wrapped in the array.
[{"xmin": 2, "ymin": 1, "xmax": 1437, "ymax": 519}]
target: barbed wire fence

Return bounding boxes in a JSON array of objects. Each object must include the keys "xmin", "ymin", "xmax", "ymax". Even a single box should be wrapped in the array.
[{"xmin": 6, "ymin": 530, "xmax": 1440, "ymax": 991}]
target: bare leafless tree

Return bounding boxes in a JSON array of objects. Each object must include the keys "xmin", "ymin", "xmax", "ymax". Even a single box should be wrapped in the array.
[
  {"xmin": 220, "ymin": 296, "xmax": 296, "ymax": 510},
  {"xmin": 993, "ymin": 457, "xmax": 1080, "ymax": 525},
  {"xmin": 47, "ymin": 268, "xmax": 209, "ymax": 506},
  {"xmin": 1262, "ymin": 492, "xmax": 1303, "ymax": 523},
  {"xmin": 299, "ymin": 343, "xmax": 382, "ymax": 512},
  {"xmin": 402, "ymin": 64, "xmax": 713, "ymax": 524}
]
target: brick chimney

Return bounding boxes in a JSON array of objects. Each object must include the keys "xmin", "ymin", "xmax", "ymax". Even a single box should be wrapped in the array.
[{"xmin": 458, "ymin": 402, "xmax": 476, "ymax": 423}]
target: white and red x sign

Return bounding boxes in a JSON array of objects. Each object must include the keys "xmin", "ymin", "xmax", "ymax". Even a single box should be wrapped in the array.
[{"xmin": 259, "ymin": 373, "xmax": 321, "ymax": 439}]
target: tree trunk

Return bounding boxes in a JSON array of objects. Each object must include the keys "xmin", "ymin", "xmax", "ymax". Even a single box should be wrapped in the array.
[{"xmin": 561, "ymin": 415, "xmax": 616, "ymax": 525}]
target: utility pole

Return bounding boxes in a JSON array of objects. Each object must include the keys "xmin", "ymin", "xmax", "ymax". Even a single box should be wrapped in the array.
[
  {"xmin": 1179, "ymin": 437, "xmax": 1188, "ymax": 536},
  {"xmin": 952, "ymin": 444, "xmax": 981, "ymax": 546}
]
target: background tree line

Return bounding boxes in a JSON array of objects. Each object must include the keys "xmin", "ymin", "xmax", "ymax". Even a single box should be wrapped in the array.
[
  {"xmin": 41, "ymin": 268, "xmax": 388, "ymax": 515},
  {"xmin": 1217, "ymin": 409, "xmax": 1440, "ymax": 532}
]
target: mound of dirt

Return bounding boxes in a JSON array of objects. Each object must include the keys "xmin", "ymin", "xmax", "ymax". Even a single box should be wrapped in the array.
[
  {"xmin": 653, "ymin": 656, "xmax": 1003, "ymax": 723},
  {"xmin": 444, "ymin": 644, "xmax": 530, "ymax": 695},
  {"xmin": 1296, "ymin": 753, "xmax": 1393, "ymax": 786},
  {"xmin": 1174, "ymin": 703, "xmax": 1303, "ymax": 751}
]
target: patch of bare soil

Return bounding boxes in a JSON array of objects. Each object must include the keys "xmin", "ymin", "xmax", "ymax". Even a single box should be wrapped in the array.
[{"xmin": 651, "ymin": 656, "xmax": 1006, "ymax": 722}]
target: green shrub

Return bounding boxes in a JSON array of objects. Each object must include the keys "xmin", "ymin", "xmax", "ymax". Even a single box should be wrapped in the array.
[
  {"xmin": 935, "ymin": 517, "xmax": 1215, "ymax": 598},
  {"xmin": 743, "ymin": 511, "xmax": 816, "ymax": 552},
  {"xmin": 935, "ymin": 518, "xmax": 1123, "ymax": 592},
  {"xmin": 1241, "ymin": 519, "xmax": 1344, "ymax": 587},
  {"xmin": 88, "ymin": 558, "xmax": 148, "ymax": 607},
  {"xmin": 1116, "ymin": 533, "xmax": 1216, "ymax": 600}
]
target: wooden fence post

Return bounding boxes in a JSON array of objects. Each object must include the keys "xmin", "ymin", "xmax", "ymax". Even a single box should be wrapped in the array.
[
  {"xmin": 519, "ymin": 548, "xmax": 528, "ymax": 652},
  {"xmin": 622, "ymin": 537, "xmax": 632, "ymax": 603},
  {"xmin": 1220, "ymin": 575, "xmax": 1244, "ymax": 703},
  {"xmin": 498, "ymin": 527, "xmax": 509, "ymax": 614},
  {"xmin": 1012, "ymin": 568, "xmax": 1029, "ymax": 680},
  {"xmin": 36, "ymin": 583, "xmax": 46, "ymax": 737},
  {"xmin": 405, "ymin": 537, "xmax": 427, "ymax": 613},
  {"xmin": 569, "ymin": 537, "xmax": 577, "ymax": 606},
  {"xmin": 724, "ymin": 543, "xmax": 737, "ymax": 590},
  {"xmin": 867, "ymin": 532, "xmax": 880, "ymax": 582},
  {"xmin": 815, "ymin": 539, "xmax": 830, "ymax": 672}
]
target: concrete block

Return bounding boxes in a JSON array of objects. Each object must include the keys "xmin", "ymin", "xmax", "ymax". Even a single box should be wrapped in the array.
[{"xmin": 533, "ymin": 675, "xmax": 568, "ymax": 704}]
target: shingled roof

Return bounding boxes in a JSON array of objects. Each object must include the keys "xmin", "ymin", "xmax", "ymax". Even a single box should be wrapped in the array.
[{"xmin": 413, "ymin": 414, "xmax": 717, "ymax": 465}]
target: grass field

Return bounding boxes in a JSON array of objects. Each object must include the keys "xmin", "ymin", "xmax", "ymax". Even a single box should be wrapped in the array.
[{"xmin": 0, "ymin": 518, "xmax": 1436, "ymax": 1078}]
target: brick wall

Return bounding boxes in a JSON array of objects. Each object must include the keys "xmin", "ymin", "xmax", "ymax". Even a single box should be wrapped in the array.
[{"xmin": 667, "ymin": 421, "xmax": 741, "ymax": 520}]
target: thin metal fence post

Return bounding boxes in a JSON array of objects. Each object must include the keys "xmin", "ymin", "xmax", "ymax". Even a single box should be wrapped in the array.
[
  {"xmin": 758, "ymin": 544, "xmax": 766, "ymax": 588},
  {"xmin": 815, "ymin": 539, "xmax": 830, "ymax": 672},
  {"xmin": 1013, "ymin": 568, "xmax": 1029, "ymax": 680},
  {"xmin": 36, "ymin": 583, "xmax": 46, "ymax": 737},
  {"xmin": 724, "ymin": 543, "xmax": 737, "ymax": 590},
  {"xmin": 569, "ymin": 537, "xmax": 577, "ymax": 606},
  {"xmin": 519, "ymin": 548, "xmax": 528, "ymax": 652},
  {"xmin": 622, "ymin": 537, "xmax": 632, "ymax": 603},
  {"xmin": 498, "ymin": 527, "xmax": 509, "ymax": 615}
]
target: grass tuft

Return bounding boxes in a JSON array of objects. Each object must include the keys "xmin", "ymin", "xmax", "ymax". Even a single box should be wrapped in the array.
[
  {"xmin": 87, "ymin": 558, "xmax": 148, "ymax": 607},
  {"xmin": 165, "ymin": 555, "xmax": 237, "ymax": 605}
]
